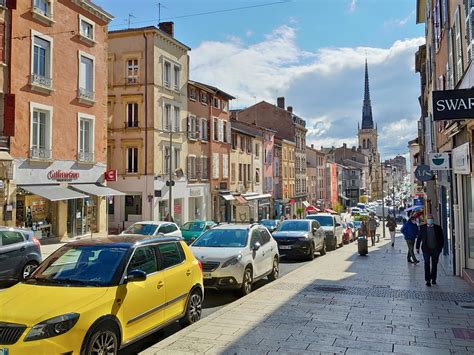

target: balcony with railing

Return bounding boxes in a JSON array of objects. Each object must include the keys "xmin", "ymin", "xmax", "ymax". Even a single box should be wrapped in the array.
[
  {"xmin": 77, "ymin": 88, "xmax": 95, "ymax": 105},
  {"xmin": 29, "ymin": 73, "xmax": 53, "ymax": 93},
  {"xmin": 30, "ymin": 147, "xmax": 52, "ymax": 160},
  {"xmin": 77, "ymin": 151, "xmax": 94, "ymax": 163}
]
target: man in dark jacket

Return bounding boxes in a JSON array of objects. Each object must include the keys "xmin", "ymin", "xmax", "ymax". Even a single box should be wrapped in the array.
[
  {"xmin": 401, "ymin": 214, "xmax": 419, "ymax": 264},
  {"xmin": 416, "ymin": 214, "xmax": 444, "ymax": 287}
]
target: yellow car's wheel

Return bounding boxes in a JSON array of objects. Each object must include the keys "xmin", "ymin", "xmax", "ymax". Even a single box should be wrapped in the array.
[
  {"xmin": 82, "ymin": 322, "xmax": 119, "ymax": 355},
  {"xmin": 180, "ymin": 290, "xmax": 203, "ymax": 326}
]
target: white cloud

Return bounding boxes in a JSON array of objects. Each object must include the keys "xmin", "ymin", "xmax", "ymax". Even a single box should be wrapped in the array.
[
  {"xmin": 384, "ymin": 10, "xmax": 416, "ymax": 28},
  {"xmin": 349, "ymin": 0, "xmax": 357, "ymax": 13},
  {"xmin": 190, "ymin": 25, "xmax": 423, "ymax": 160},
  {"xmin": 245, "ymin": 30, "xmax": 253, "ymax": 37}
]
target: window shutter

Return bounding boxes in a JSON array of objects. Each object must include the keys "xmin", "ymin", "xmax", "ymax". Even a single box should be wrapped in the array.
[
  {"xmin": 226, "ymin": 121, "xmax": 231, "ymax": 144},
  {"xmin": 218, "ymin": 120, "xmax": 224, "ymax": 141},
  {"xmin": 455, "ymin": 6, "xmax": 463, "ymax": 82},
  {"xmin": 187, "ymin": 116, "xmax": 191, "ymax": 139},
  {"xmin": 196, "ymin": 156, "xmax": 201, "ymax": 179},
  {"xmin": 196, "ymin": 117, "xmax": 201, "ymax": 139},
  {"xmin": 187, "ymin": 156, "xmax": 192, "ymax": 178}
]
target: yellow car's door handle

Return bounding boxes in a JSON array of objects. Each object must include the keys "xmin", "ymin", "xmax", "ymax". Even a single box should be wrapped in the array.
[
  {"xmin": 157, "ymin": 281, "xmax": 164, "ymax": 289},
  {"xmin": 186, "ymin": 269, "xmax": 192, "ymax": 276}
]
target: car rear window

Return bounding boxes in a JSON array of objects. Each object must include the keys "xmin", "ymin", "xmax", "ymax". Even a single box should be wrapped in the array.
[
  {"xmin": 0, "ymin": 231, "xmax": 25, "ymax": 246},
  {"xmin": 158, "ymin": 242, "xmax": 184, "ymax": 269}
]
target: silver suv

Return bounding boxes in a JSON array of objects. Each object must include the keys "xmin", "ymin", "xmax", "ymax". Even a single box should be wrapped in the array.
[{"xmin": 190, "ymin": 224, "xmax": 279, "ymax": 296}]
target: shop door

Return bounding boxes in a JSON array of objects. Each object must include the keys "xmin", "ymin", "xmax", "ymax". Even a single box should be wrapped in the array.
[
  {"xmin": 67, "ymin": 199, "xmax": 86, "ymax": 238},
  {"xmin": 463, "ymin": 176, "xmax": 474, "ymax": 269}
]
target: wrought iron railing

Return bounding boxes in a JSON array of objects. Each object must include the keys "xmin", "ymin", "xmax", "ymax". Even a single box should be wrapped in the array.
[
  {"xmin": 78, "ymin": 88, "xmax": 95, "ymax": 102},
  {"xmin": 78, "ymin": 151, "xmax": 94, "ymax": 162},
  {"xmin": 30, "ymin": 147, "xmax": 52, "ymax": 160},
  {"xmin": 30, "ymin": 73, "xmax": 52, "ymax": 89}
]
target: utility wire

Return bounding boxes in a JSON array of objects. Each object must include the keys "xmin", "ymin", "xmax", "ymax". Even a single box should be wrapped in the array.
[{"xmin": 109, "ymin": 0, "xmax": 291, "ymax": 28}]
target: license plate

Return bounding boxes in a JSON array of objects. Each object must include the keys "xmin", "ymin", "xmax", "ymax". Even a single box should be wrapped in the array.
[
  {"xmin": 279, "ymin": 245, "xmax": 292, "ymax": 250},
  {"xmin": 203, "ymin": 272, "xmax": 212, "ymax": 279},
  {"xmin": 0, "ymin": 348, "xmax": 9, "ymax": 355}
]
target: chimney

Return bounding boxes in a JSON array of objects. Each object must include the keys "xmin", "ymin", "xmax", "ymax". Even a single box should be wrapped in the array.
[
  {"xmin": 311, "ymin": 144, "xmax": 314, "ymax": 149},
  {"xmin": 343, "ymin": 143, "xmax": 347, "ymax": 149},
  {"xmin": 277, "ymin": 97, "xmax": 285, "ymax": 109},
  {"xmin": 159, "ymin": 21, "xmax": 174, "ymax": 37},
  {"xmin": 287, "ymin": 106, "xmax": 293, "ymax": 113}
]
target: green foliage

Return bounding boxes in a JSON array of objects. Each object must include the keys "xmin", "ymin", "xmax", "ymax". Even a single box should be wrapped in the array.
[
  {"xmin": 297, "ymin": 207, "xmax": 305, "ymax": 218},
  {"xmin": 334, "ymin": 202, "xmax": 344, "ymax": 214}
]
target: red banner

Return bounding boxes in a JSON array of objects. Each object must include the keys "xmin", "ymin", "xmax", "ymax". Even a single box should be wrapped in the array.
[{"xmin": 104, "ymin": 170, "xmax": 117, "ymax": 182}]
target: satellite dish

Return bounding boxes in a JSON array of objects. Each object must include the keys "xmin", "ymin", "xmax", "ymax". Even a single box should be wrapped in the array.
[{"xmin": 175, "ymin": 168, "xmax": 184, "ymax": 179}]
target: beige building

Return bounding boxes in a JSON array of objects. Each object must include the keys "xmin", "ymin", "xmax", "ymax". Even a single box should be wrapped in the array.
[
  {"xmin": 107, "ymin": 23, "xmax": 192, "ymax": 229},
  {"xmin": 282, "ymin": 139, "xmax": 295, "ymax": 216}
]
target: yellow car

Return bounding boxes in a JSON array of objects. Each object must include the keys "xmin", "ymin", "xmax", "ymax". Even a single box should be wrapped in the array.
[{"xmin": 0, "ymin": 236, "xmax": 204, "ymax": 354}]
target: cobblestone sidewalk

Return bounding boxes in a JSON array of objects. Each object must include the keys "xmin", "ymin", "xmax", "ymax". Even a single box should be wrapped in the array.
[{"xmin": 143, "ymin": 230, "xmax": 474, "ymax": 355}]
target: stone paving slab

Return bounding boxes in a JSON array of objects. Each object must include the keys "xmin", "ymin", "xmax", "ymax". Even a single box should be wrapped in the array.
[{"xmin": 141, "ymin": 230, "xmax": 474, "ymax": 354}]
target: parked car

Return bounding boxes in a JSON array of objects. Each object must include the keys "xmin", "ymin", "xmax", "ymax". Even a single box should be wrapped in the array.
[
  {"xmin": 0, "ymin": 228, "xmax": 42, "ymax": 283},
  {"xmin": 306, "ymin": 213, "xmax": 343, "ymax": 250},
  {"xmin": 347, "ymin": 221, "xmax": 356, "ymax": 235},
  {"xmin": 353, "ymin": 220, "xmax": 362, "ymax": 231},
  {"xmin": 120, "ymin": 221, "xmax": 182, "ymax": 238},
  {"xmin": 190, "ymin": 224, "xmax": 279, "ymax": 296},
  {"xmin": 259, "ymin": 219, "xmax": 280, "ymax": 233},
  {"xmin": 272, "ymin": 219, "xmax": 326, "ymax": 260},
  {"xmin": 342, "ymin": 223, "xmax": 354, "ymax": 244},
  {"xmin": 181, "ymin": 220, "xmax": 216, "ymax": 245},
  {"xmin": 0, "ymin": 236, "xmax": 203, "ymax": 353}
]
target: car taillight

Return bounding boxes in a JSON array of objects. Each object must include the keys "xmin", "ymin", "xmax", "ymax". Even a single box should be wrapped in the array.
[
  {"xmin": 32, "ymin": 236, "xmax": 41, "ymax": 248},
  {"xmin": 198, "ymin": 260, "xmax": 203, "ymax": 271}
]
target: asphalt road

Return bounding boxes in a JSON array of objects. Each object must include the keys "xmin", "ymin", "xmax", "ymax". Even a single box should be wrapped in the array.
[{"xmin": 119, "ymin": 256, "xmax": 316, "ymax": 354}]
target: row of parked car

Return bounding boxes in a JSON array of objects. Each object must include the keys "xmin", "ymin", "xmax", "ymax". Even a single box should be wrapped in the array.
[{"xmin": 0, "ymin": 213, "xmax": 354, "ymax": 353}]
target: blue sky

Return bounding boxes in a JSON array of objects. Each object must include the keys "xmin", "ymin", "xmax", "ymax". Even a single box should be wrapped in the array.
[{"xmin": 97, "ymin": 0, "xmax": 424, "ymax": 160}]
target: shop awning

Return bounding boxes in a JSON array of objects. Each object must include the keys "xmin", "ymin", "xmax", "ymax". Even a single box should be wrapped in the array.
[
  {"xmin": 234, "ymin": 195, "xmax": 247, "ymax": 205},
  {"xmin": 325, "ymin": 208, "xmax": 337, "ymax": 214},
  {"xmin": 302, "ymin": 201, "xmax": 310, "ymax": 207},
  {"xmin": 21, "ymin": 185, "xmax": 88, "ymax": 201},
  {"xmin": 244, "ymin": 193, "xmax": 272, "ymax": 201},
  {"xmin": 220, "ymin": 194, "xmax": 235, "ymax": 201},
  {"xmin": 305, "ymin": 205, "xmax": 321, "ymax": 213},
  {"xmin": 71, "ymin": 184, "xmax": 125, "ymax": 197}
]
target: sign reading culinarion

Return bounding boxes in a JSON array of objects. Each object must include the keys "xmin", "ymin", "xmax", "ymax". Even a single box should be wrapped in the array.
[
  {"xmin": 433, "ymin": 88, "xmax": 474, "ymax": 121},
  {"xmin": 47, "ymin": 170, "xmax": 80, "ymax": 181}
]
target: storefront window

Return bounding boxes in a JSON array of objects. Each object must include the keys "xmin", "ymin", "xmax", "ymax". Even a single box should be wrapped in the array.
[
  {"xmin": 159, "ymin": 200, "xmax": 169, "ymax": 221},
  {"xmin": 125, "ymin": 194, "xmax": 142, "ymax": 221},
  {"xmin": 464, "ymin": 176, "xmax": 474, "ymax": 262},
  {"xmin": 174, "ymin": 198, "xmax": 183, "ymax": 226}
]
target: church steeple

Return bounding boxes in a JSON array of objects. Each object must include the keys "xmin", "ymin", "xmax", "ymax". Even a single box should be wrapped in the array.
[{"xmin": 361, "ymin": 59, "xmax": 374, "ymax": 129}]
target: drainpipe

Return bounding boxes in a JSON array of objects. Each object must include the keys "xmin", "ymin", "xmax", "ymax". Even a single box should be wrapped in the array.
[{"xmin": 143, "ymin": 32, "xmax": 151, "ymax": 219}]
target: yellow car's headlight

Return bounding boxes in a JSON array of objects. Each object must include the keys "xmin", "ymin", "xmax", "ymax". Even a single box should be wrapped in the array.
[{"xmin": 24, "ymin": 313, "xmax": 80, "ymax": 342}]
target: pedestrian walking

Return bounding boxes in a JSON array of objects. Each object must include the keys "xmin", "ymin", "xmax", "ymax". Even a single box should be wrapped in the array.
[
  {"xmin": 400, "ymin": 214, "xmax": 419, "ymax": 264},
  {"xmin": 386, "ymin": 216, "xmax": 397, "ymax": 247},
  {"xmin": 416, "ymin": 214, "xmax": 444, "ymax": 287},
  {"xmin": 367, "ymin": 214, "xmax": 377, "ymax": 246},
  {"xmin": 358, "ymin": 219, "xmax": 368, "ymax": 239}
]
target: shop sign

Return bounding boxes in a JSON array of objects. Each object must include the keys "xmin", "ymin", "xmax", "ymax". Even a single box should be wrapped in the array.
[
  {"xmin": 429, "ymin": 152, "xmax": 450, "ymax": 171},
  {"xmin": 47, "ymin": 170, "xmax": 80, "ymax": 181},
  {"xmin": 189, "ymin": 187, "xmax": 201, "ymax": 197},
  {"xmin": 414, "ymin": 165, "xmax": 434, "ymax": 182},
  {"xmin": 452, "ymin": 142, "xmax": 471, "ymax": 175},
  {"xmin": 174, "ymin": 203, "xmax": 182, "ymax": 214},
  {"xmin": 432, "ymin": 88, "xmax": 474, "ymax": 121},
  {"xmin": 104, "ymin": 169, "xmax": 117, "ymax": 182}
]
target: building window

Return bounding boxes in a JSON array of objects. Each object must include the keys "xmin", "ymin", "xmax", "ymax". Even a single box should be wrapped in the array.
[
  {"xmin": 126, "ymin": 147, "xmax": 139, "ymax": 173},
  {"xmin": 163, "ymin": 61, "xmax": 171, "ymax": 88},
  {"xmin": 212, "ymin": 153, "xmax": 219, "ymax": 179},
  {"xmin": 126, "ymin": 59, "xmax": 139, "ymax": 84},
  {"xmin": 200, "ymin": 91, "xmax": 208, "ymax": 104},
  {"xmin": 126, "ymin": 103, "xmax": 138, "ymax": 128},
  {"xmin": 78, "ymin": 15, "xmax": 95, "ymax": 43},
  {"xmin": 213, "ymin": 118, "xmax": 219, "ymax": 141},
  {"xmin": 200, "ymin": 118, "xmax": 208, "ymax": 141},
  {"xmin": 78, "ymin": 114, "xmax": 94, "ymax": 162},
  {"xmin": 218, "ymin": 120, "xmax": 224, "ymax": 142},
  {"xmin": 173, "ymin": 106, "xmax": 180, "ymax": 132},
  {"xmin": 188, "ymin": 115, "xmax": 197, "ymax": 140},
  {"xmin": 163, "ymin": 104, "xmax": 171, "ymax": 130},
  {"xmin": 222, "ymin": 100, "xmax": 228, "ymax": 112},
  {"xmin": 255, "ymin": 168, "xmax": 260, "ymax": 183},
  {"xmin": 222, "ymin": 154, "xmax": 228, "ymax": 179},
  {"xmin": 187, "ymin": 156, "xmax": 196, "ymax": 180},
  {"xmin": 255, "ymin": 143, "xmax": 260, "ymax": 158},
  {"xmin": 173, "ymin": 148, "xmax": 180, "ymax": 172},
  {"xmin": 78, "ymin": 52, "xmax": 95, "ymax": 103},
  {"xmin": 201, "ymin": 156, "xmax": 209, "ymax": 179},
  {"xmin": 189, "ymin": 86, "xmax": 197, "ymax": 100},
  {"xmin": 238, "ymin": 164, "xmax": 243, "ymax": 182},
  {"xmin": 32, "ymin": 0, "xmax": 53, "ymax": 23},
  {"xmin": 231, "ymin": 163, "xmax": 236, "ymax": 182},
  {"xmin": 212, "ymin": 97, "xmax": 220, "ymax": 109},
  {"xmin": 30, "ymin": 103, "xmax": 52, "ymax": 160},
  {"xmin": 173, "ymin": 65, "xmax": 180, "ymax": 91},
  {"xmin": 31, "ymin": 32, "xmax": 52, "ymax": 90}
]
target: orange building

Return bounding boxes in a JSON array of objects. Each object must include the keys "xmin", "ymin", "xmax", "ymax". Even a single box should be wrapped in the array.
[{"xmin": 7, "ymin": 1, "xmax": 114, "ymax": 240}]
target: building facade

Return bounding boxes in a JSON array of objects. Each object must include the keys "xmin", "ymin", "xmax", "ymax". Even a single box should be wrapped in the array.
[
  {"xmin": 8, "ymin": 0, "xmax": 113, "ymax": 240},
  {"xmin": 107, "ymin": 24, "xmax": 190, "ymax": 229},
  {"xmin": 280, "ymin": 139, "xmax": 295, "ymax": 217}
]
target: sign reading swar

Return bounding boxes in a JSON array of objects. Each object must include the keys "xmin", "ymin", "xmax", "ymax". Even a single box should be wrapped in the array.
[
  {"xmin": 47, "ymin": 170, "xmax": 80, "ymax": 181},
  {"xmin": 433, "ymin": 88, "xmax": 474, "ymax": 121}
]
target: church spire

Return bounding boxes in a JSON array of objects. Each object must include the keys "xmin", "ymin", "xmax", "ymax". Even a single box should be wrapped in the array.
[{"xmin": 361, "ymin": 59, "xmax": 374, "ymax": 129}]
